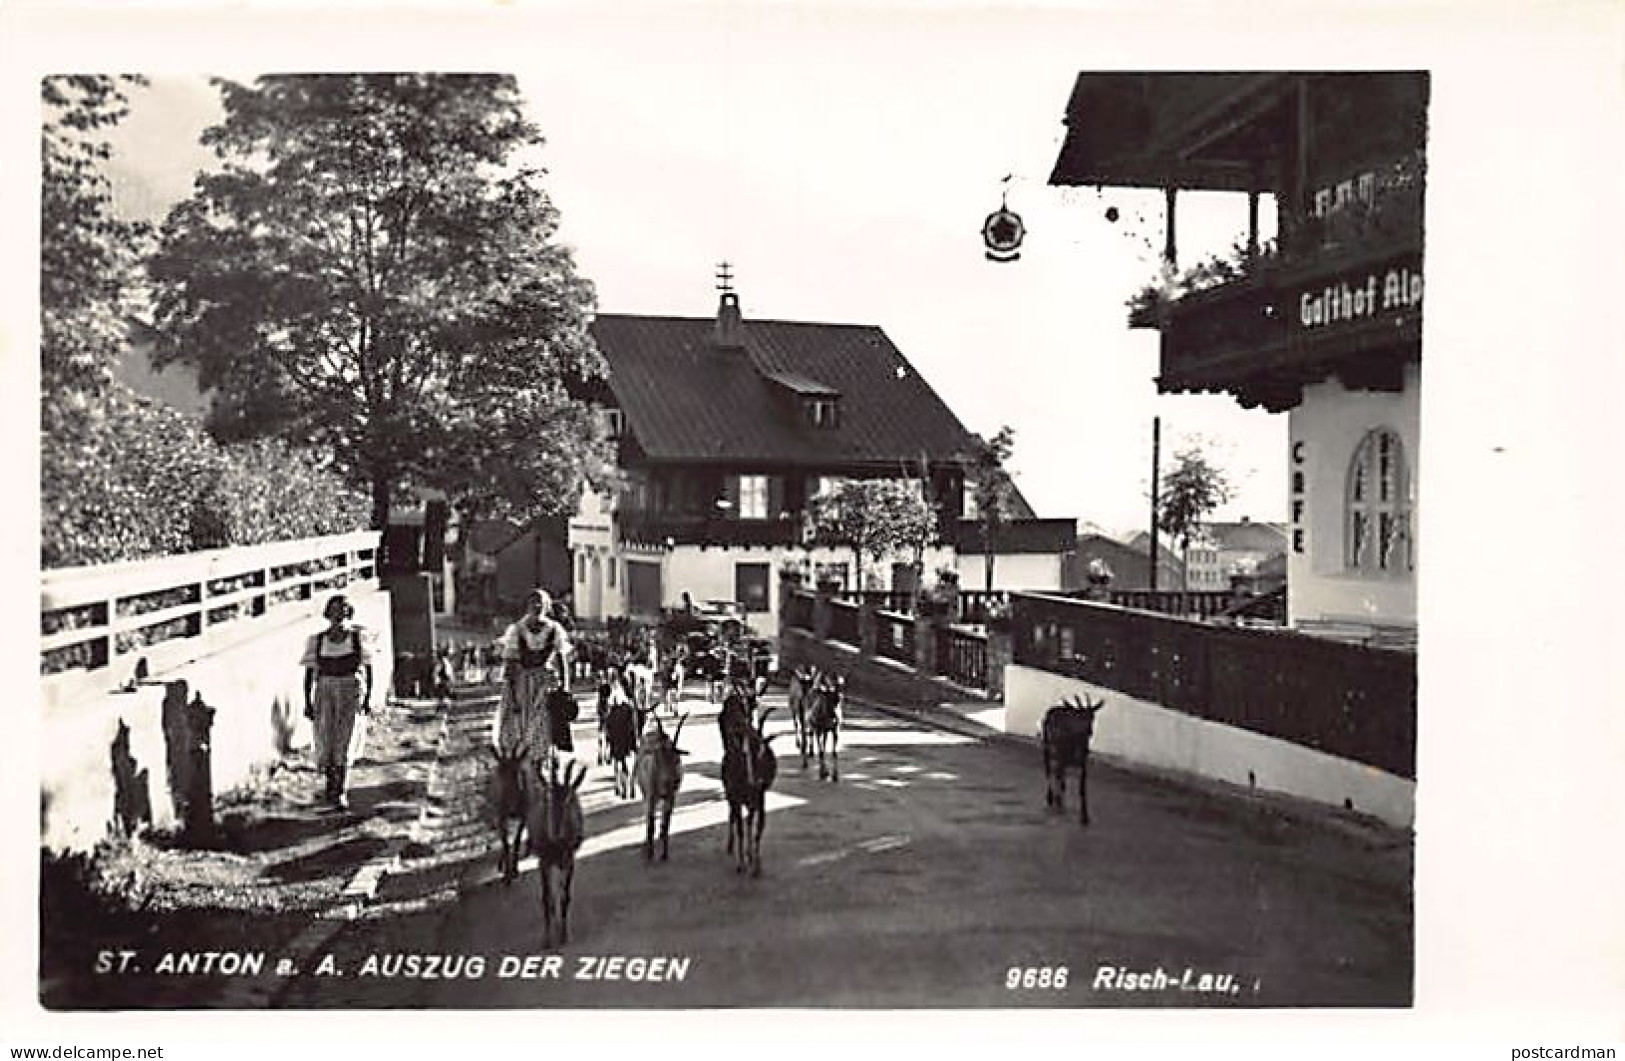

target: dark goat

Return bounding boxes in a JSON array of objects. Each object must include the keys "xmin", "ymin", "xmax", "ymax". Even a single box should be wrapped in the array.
[
  {"xmin": 595, "ymin": 666, "xmax": 637, "ymax": 765},
  {"xmin": 1041, "ymin": 695, "xmax": 1106, "ymax": 825},
  {"xmin": 803, "ymin": 672, "xmax": 844, "ymax": 781},
  {"xmin": 528, "ymin": 756, "xmax": 587, "ymax": 948},
  {"xmin": 487, "ymin": 742, "xmax": 531, "ymax": 883},
  {"xmin": 633, "ymin": 713, "xmax": 688, "ymax": 861},
  {"xmin": 716, "ymin": 676, "xmax": 767, "ymax": 755},
  {"xmin": 721, "ymin": 705, "xmax": 785, "ymax": 877},
  {"xmin": 602, "ymin": 678, "xmax": 643, "ymax": 800}
]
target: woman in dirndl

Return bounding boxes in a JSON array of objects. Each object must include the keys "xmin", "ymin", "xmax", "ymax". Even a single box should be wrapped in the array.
[
  {"xmin": 301, "ymin": 594, "xmax": 374, "ymax": 811},
  {"xmin": 495, "ymin": 588, "xmax": 572, "ymax": 763}
]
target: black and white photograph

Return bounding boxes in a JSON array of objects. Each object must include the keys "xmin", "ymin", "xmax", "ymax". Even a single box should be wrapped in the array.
[{"xmin": 7, "ymin": 0, "xmax": 1624, "ymax": 1047}]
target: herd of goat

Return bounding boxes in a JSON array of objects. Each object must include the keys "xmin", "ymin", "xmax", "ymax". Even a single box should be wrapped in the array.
[{"xmin": 474, "ymin": 646, "xmax": 1106, "ymax": 948}]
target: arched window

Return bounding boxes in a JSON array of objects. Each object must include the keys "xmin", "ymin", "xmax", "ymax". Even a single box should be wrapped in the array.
[{"xmin": 1346, "ymin": 428, "xmax": 1413, "ymax": 574}]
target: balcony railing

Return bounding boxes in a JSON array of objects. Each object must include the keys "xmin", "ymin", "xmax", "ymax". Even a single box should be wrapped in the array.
[
  {"xmin": 1127, "ymin": 155, "xmax": 1424, "ymax": 407},
  {"xmin": 617, "ymin": 512, "xmax": 801, "ymax": 549}
]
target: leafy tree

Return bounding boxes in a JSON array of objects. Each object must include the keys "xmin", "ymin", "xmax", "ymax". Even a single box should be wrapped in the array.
[
  {"xmin": 41, "ymin": 390, "xmax": 368, "ymax": 568},
  {"xmin": 807, "ymin": 479, "xmax": 938, "ymax": 592},
  {"xmin": 969, "ymin": 426, "xmax": 1017, "ymax": 593},
  {"xmin": 149, "ymin": 74, "xmax": 614, "ymax": 529},
  {"xmin": 39, "ymin": 75, "xmax": 370, "ymax": 569},
  {"xmin": 41, "ymin": 75, "xmax": 150, "ymax": 397},
  {"xmin": 1156, "ymin": 442, "xmax": 1234, "ymax": 590}
]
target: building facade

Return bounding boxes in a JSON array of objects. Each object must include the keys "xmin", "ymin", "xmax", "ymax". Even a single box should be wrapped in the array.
[
  {"xmin": 1050, "ymin": 72, "xmax": 1425, "ymax": 644},
  {"xmin": 1184, "ymin": 518, "xmax": 1289, "ymax": 591},
  {"xmin": 568, "ymin": 290, "xmax": 1072, "ymax": 630}
]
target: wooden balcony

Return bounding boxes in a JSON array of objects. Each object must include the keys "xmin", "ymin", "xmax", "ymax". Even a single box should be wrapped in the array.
[
  {"xmin": 617, "ymin": 511, "xmax": 802, "ymax": 549},
  {"xmin": 1146, "ymin": 171, "xmax": 1424, "ymax": 412}
]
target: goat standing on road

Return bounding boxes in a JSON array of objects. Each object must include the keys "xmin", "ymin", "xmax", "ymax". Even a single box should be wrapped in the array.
[
  {"xmin": 721, "ymin": 704, "xmax": 785, "ymax": 877},
  {"xmin": 1041, "ymin": 695, "xmax": 1106, "ymax": 825},
  {"xmin": 487, "ymin": 742, "xmax": 531, "ymax": 884},
  {"xmin": 716, "ymin": 676, "xmax": 765, "ymax": 755},
  {"xmin": 528, "ymin": 756, "xmax": 587, "ymax": 948},
  {"xmin": 803, "ymin": 673, "xmax": 844, "ymax": 782},
  {"xmin": 602, "ymin": 676, "xmax": 643, "ymax": 800},
  {"xmin": 633, "ymin": 713, "xmax": 688, "ymax": 861},
  {"xmin": 786, "ymin": 665, "xmax": 817, "ymax": 757}
]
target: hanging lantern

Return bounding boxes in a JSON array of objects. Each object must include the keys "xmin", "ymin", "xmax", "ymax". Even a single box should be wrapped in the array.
[{"xmin": 983, "ymin": 198, "xmax": 1025, "ymax": 263}]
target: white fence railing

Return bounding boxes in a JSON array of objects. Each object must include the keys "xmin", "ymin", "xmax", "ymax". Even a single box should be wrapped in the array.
[{"xmin": 41, "ymin": 530, "xmax": 379, "ymax": 712}]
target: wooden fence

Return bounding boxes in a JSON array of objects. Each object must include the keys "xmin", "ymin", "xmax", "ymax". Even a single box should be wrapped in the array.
[
  {"xmin": 1010, "ymin": 592, "xmax": 1416, "ymax": 778},
  {"xmin": 937, "ymin": 624, "xmax": 989, "ymax": 688},
  {"xmin": 41, "ymin": 530, "xmax": 380, "ymax": 711}
]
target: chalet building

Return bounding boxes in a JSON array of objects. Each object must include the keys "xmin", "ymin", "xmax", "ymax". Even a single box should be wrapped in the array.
[
  {"xmin": 1050, "ymin": 72, "xmax": 1425, "ymax": 646},
  {"xmin": 568, "ymin": 288, "xmax": 1074, "ymax": 628}
]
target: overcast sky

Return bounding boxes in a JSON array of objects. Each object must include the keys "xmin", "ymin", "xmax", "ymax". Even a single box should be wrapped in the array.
[{"xmin": 102, "ymin": 16, "xmax": 1287, "ymax": 537}]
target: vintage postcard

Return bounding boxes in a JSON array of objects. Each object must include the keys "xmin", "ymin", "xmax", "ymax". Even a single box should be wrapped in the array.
[{"xmin": 7, "ymin": 0, "xmax": 1623, "ymax": 1049}]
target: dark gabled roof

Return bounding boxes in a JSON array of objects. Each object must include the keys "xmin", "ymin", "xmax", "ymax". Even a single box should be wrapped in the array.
[
  {"xmin": 1125, "ymin": 530, "xmax": 1186, "ymax": 567},
  {"xmin": 589, "ymin": 313, "xmax": 977, "ymax": 468},
  {"xmin": 1205, "ymin": 520, "xmax": 1288, "ymax": 552},
  {"xmin": 957, "ymin": 519, "xmax": 1077, "ymax": 555}
]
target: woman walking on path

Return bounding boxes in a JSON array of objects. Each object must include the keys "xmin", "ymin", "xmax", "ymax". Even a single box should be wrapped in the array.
[
  {"xmin": 496, "ymin": 588, "xmax": 573, "ymax": 761},
  {"xmin": 301, "ymin": 594, "xmax": 374, "ymax": 811}
]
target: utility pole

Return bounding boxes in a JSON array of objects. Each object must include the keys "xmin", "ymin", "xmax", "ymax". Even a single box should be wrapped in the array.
[{"xmin": 1149, "ymin": 416, "xmax": 1161, "ymax": 590}]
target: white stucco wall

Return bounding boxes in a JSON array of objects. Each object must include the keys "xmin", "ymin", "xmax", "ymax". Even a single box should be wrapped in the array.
[
  {"xmin": 954, "ymin": 552, "xmax": 1065, "ymax": 592},
  {"xmin": 42, "ymin": 589, "xmax": 395, "ymax": 853},
  {"xmin": 1287, "ymin": 363, "xmax": 1420, "ymax": 628},
  {"xmin": 567, "ymin": 487, "xmax": 619, "ymax": 621},
  {"xmin": 1004, "ymin": 663, "xmax": 1413, "ymax": 828}
]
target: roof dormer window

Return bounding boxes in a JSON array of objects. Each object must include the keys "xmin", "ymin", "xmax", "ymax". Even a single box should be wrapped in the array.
[
  {"xmin": 808, "ymin": 397, "xmax": 841, "ymax": 429},
  {"xmin": 598, "ymin": 406, "xmax": 624, "ymax": 440}
]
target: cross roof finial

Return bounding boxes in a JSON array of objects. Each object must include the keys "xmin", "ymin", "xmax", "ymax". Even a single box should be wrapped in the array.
[{"xmin": 715, "ymin": 261, "xmax": 735, "ymax": 294}]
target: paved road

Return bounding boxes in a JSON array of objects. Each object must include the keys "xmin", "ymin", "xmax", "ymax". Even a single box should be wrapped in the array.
[{"xmin": 278, "ymin": 683, "xmax": 1411, "ymax": 1008}]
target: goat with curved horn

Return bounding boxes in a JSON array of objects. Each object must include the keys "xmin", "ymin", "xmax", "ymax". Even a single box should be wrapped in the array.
[
  {"xmin": 635, "ymin": 713, "xmax": 688, "ymax": 861},
  {"xmin": 528, "ymin": 754, "xmax": 587, "ymax": 947},
  {"xmin": 486, "ymin": 741, "xmax": 532, "ymax": 883},
  {"xmin": 1040, "ymin": 695, "xmax": 1106, "ymax": 825}
]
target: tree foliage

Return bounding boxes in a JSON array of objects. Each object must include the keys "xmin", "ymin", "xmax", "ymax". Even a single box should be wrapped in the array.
[
  {"xmin": 807, "ymin": 479, "xmax": 938, "ymax": 590},
  {"xmin": 39, "ymin": 74, "xmax": 369, "ymax": 569},
  {"xmin": 149, "ymin": 74, "xmax": 614, "ymax": 528},
  {"xmin": 1156, "ymin": 442, "xmax": 1234, "ymax": 589},
  {"xmin": 42, "ymin": 389, "xmax": 369, "ymax": 568},
  {"xmin": 969, "ymin": 425, "xmax": 1017, "ymax": 592},
  {"xmin": 41, "ymin": 75, "xmax": 149, "ymax": 397}
]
